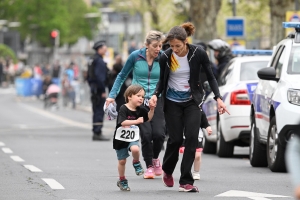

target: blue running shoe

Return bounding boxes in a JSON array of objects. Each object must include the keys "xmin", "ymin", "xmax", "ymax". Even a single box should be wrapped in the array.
[
  {"xmin": 132, "ymin": 161, "xmax": 144, "ymax": 176},
  {"xmin": 117, "ymin": 179, "xmax": 130, "ymax": 191}
]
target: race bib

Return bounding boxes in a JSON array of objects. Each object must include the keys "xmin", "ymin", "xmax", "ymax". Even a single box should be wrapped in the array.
[{"xmin": 115, "ymin": 125, "xmax": 140, "ymax": 142}]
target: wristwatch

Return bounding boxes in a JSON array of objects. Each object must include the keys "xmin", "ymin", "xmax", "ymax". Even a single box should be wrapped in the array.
[{"xmin": 213, "ymin": 95, "xmax": 223, "ymax": 101}]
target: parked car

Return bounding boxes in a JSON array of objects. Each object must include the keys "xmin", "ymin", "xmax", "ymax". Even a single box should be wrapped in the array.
[
  {"xmin": 202, "ymin": 50, "xmax": 272, "ymax": 157},
  {"xmin": 250, "ymin": 22, "xmax": 300, "ymax": 172}
]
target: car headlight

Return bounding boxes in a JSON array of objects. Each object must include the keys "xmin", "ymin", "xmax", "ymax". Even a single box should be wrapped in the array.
[{"xmin": 287, "ymin": 89, "xmax": 300, "ymax": 106}]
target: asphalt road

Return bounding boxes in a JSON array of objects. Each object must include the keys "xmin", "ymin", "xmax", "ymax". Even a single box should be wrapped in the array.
[{"xmin": 0, "ymin": 88, "xmax": 295, "ymax": 200}]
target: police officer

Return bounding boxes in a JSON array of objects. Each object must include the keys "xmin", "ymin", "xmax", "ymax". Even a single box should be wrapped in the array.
[{"xmin": 87, "ymin": 41, "xmax": 110, "ymax": 141}]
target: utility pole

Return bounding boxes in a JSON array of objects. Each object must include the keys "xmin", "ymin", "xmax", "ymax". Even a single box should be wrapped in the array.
[{"xmin": 232, "ymin": 0, "xmax": 236, "ymax": 16}]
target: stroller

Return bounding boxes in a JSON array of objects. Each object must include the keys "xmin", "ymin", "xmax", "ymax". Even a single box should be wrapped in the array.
[{"xmin": 44, "ymin": 84, "xmax": 60, "ymax": 109}]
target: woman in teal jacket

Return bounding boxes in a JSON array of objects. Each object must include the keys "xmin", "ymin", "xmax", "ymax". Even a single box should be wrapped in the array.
[{"xmin": 106, "ymin": 30, "xmax": 165, "ymax": 179}]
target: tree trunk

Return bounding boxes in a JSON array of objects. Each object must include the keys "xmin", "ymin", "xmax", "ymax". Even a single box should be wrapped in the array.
[
  {"xmin": 269, "ymin": 0, "xmax": 294, "ymax": 47},
  {"xmin": 190, "ymin": 0, "xmax": 222, "ymax": 42},
  {"xmin": 146, "ymin": 0, "xmax": 159, "ymax": 29}
]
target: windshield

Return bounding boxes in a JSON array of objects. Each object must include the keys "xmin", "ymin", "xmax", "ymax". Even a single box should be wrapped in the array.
[
  {"xmin": 240, "ymin": 61, "xmax": 269, "ymax": 81},
  {"xmin": 288, "ymin": 46, "xmax": 300, "ymax": 74}
]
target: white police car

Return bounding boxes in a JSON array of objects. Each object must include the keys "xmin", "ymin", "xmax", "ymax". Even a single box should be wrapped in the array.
[
  {"xmin": 202, "ymin": 50, "xmax": 272, "ymax": 157},
  {"xmin": 250, "ymin": 22, "xmax": 300, "ymax": 172}
]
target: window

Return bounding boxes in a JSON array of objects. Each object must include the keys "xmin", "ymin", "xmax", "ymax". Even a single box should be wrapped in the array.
[
  {"xmin": 275, "ymin": 47, "xmax": 286, "ymax": 78},
  {"xmin": 240, "ymin": 61, "xmax": 269, "ymax": 81},
  {"xmin": 288, "ymin": 46, "xmax": 300, "ymax": 74},
  {"xmin": 218, "ymin": 60, "xmax": 234, "ymax": 86}
]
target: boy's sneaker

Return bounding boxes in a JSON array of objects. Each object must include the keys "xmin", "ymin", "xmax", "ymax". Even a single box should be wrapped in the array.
[
  {"xmin": 133, "ymin": 161, "xmax": 144, "ymax": 176},
  {"xmin": 143, "ymin": 166, "xmax": 155, "ymax": 179},
  {"xmin": 179, "ymin": 147, "xmax": 185, "ymax": 154},
  {"xmin": 117, "ymin": 179, "xmax": 130, "ymax": 191},
  {"xmin": 162, "ymin": 171, "xmax": 174, "ymax": 187},
  {"xmin": 192, "ymin": 172, "xmax": 200, "ymax": 180},
  {"xmin": 152, "ymin": 158, "xmax": 162, "ymax": 176},
  {"xmin": 179, "ymin": 184, "xmax": 199, "ymax": 192}
]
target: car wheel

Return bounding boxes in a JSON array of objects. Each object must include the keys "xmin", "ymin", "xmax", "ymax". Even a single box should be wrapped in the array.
[
  {"xmin": 203, "ymin": 134, "xmax": 216, "ymax": 154},
  {"xmin": 267, "ymin": 116, "xmax": 286, "ymax": 172},
  {"xmin": 249, "ymin": 114, "xmax": 267, "ymax": 167},
  {"xmin": 216, "ymin": 121, "xmax": 234, "ymax": 157}
]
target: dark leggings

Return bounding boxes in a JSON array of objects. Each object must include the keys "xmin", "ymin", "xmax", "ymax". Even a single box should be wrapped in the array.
[
  {"xmin": 162, "ymin": 99, "xmax": 202, "ymax": 185},
  {"xmin": 139, "ymin": 98, "xmax": 166, "ymax": 167}
]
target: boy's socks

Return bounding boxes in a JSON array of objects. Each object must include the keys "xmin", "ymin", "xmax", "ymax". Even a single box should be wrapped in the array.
[
  {"xmin": 133, "ymin": 160, "xmax": 139, "ymax": 164},
  {"xmin": 120, "ymin": 176, "xmax": 126, "ymax": 181}
]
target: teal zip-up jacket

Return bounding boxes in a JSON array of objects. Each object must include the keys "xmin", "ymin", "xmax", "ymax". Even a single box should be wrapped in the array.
[{"xmin": 109, "ymin": 48, "xmax": 161, "ymax": 99}]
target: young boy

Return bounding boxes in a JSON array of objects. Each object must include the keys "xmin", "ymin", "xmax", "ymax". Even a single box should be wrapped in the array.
[
  {"xmin": 112, "ymin": 85, "xmax": 155, "ymax": 191},
  {"xmin": 179, "ymin": 111, "xmax": 212, "ymax": 180}
]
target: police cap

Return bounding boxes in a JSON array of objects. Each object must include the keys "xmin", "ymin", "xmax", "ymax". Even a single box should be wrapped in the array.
[{"xmin": 93, "ymin": 40, "xmax": 106, "ymax": 50}]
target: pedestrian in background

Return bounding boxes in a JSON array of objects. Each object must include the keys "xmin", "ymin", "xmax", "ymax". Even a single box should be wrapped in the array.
[
  {"xmin": 286, "ymin": 132, "xmax": 300, "ymax": 200},
  {"xmin": 0, "ymin": 58, "xmax": 3, "ymax": 87},
  {"xmin": 150, "ymin": 22, "xmax": 228, "ymax": 192},
  {"xmin": 114, "ymin": 84, "xmax": 155, "ymax": 191},
  {"xmin": 106, "ymin": 31, "xmax": 166, "ymax": 179},
  {"xmin": 87, "ymin": 41, "xmax": 110, "ymax": 141},
  {"xmin": 207, "ymin": 39, "xmax": 233, "ymax": 82},
  {"xmin": 108, "ymin": 54, "xmax": 132, "ymax": 112}
]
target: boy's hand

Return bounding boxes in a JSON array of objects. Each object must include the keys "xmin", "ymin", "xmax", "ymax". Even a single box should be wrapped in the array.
[
  {"xmin": 136, "ymin": 117, "xmax": 144, "ymax": 124},
  {"xmin": 149, "ymin": 104, "xmax": 155, "ymax": 110},
  {"xmin": 206, "ymin": 126, "xmax": 213, "ymax": 135}
]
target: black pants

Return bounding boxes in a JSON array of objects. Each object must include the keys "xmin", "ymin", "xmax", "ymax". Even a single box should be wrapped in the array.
[
  {"xmin": 139, "ymin": 98, "xmax": 166, "ymax": 167},
  {"xmin": 162, "ymin": 99, "xmax": 202, "ymax": 185},
  {"xmin": 91, "ymin": 91, "xmax": 106, "ymax": 135}
]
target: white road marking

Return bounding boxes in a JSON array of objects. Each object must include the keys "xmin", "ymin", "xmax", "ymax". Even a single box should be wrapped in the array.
[
  {"xmin": 215, "ymin": 190, "xmax": 291, "ymax": 199},
  {"xmin": 21, "ymin": 104, "xmax": 90, "ymax": 129},
  {"xmin": 42, "ymin": 178, "xmax": 65, "ymax": 189},
  {"xmin": 10, "ymin": 156, "xmax": 25, "ymax": 162},
  {"xmin": 23, "ymin": 165, "xmax": 42, "ymax": 172},
  {"xmin": 2, "ymin": 147, "xmax": 13, "ymax": 153},
  {"xmin": 0, "ymin": 142, "xmax": 5, "ymax": 146}
]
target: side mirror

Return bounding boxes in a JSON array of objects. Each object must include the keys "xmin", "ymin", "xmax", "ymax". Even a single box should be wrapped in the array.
[{"xmin": 257, "ymin": 67, "xmax": 279, "ymax": 81}]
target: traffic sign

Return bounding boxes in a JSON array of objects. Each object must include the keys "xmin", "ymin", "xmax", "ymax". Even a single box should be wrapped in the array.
[{"xmin": 226, "ymin": 17, "xmax": 245, "ymax": 38}]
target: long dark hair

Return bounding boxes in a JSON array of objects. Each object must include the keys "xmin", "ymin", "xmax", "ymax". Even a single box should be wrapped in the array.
[{"xmin": 163, "ymin": 22, "xmax": 195, "ymax": 44}]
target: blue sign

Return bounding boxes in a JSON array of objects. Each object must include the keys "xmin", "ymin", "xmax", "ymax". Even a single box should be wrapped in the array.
[{"xmin": 226, "ymin": 18, "xmax": 245, "ymax": 37}]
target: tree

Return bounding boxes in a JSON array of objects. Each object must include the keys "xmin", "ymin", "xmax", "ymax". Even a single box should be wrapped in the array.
[
  {"xmin": 269, "ymin": 0, "xmax": 294, "ymax": 47},
  {"xmin": 189, "ymin": 0, "xmax": 222, "ymax": 42},
  {"xmin": 111, "ymin": 0, "xmax": 185, "ymax": 33},
  {"xmin": 0, "ymin": 0, "xmax": 99, "ymax": 47}
]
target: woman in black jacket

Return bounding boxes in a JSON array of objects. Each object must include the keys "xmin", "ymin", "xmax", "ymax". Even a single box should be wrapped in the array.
[{"xmin": 150, "ymin": 22, "xmax": 229, "ymax": 192}]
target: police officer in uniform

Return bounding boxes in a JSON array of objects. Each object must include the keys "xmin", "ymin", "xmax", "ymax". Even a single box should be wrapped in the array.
[{"xmin": 87, "ymin": 41, "xmax": 110, "ymax": 141}]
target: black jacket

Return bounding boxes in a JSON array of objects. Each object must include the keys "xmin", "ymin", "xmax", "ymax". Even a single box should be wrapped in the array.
[
  {"xmin": 87, "ymin": 54, "xmax": 108, "ymax": 94},
  {"xmin": 154, "ymin": 44, "xmax": 221, "ymax": 109}
]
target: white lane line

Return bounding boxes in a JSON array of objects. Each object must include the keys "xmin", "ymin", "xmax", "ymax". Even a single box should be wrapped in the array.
[
  {"xmin": 0, "ymin": 142, "xmax": 5, "ymax": 146},
  {"xmin": 10, "ymin": 156, "xmax": 25, "ymax": 162},
  {"xmin": 23, "ymin": 165, "xmax": 43, "ymax": 172},
  {"xmin": 42, "ymin": 178, "xmax": 65, "ymax": 189},
  {"xmin": 2, "ymin": 147, "xmax": 13, "ymax": 153}
]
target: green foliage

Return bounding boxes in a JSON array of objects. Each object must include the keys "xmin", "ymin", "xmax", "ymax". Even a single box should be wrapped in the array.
[
  {"xmin": 111, "ymin": 0, "xmax": 186, "ymax": 33},
  {"xmin": 217, "ymin": 0, "xmax": 270, "ymax": 41},
  {"xmin": 0, "ymin": 44, "xmax": 17, "ymax": 63},
  {"xmin": 0, "ymin": 0, "xmax": 100, "ymax": 46}
]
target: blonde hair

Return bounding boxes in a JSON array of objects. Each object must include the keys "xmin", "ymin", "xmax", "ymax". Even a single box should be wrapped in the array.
[{"xmin": 144, "ymin": 30, "xmax": 165, "ymax": 45}]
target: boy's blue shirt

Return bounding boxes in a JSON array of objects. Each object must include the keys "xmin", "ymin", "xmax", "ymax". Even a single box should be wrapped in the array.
[{"xmin": 109, "ymin": 48, "xmax": 161, "ymax": 99}]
